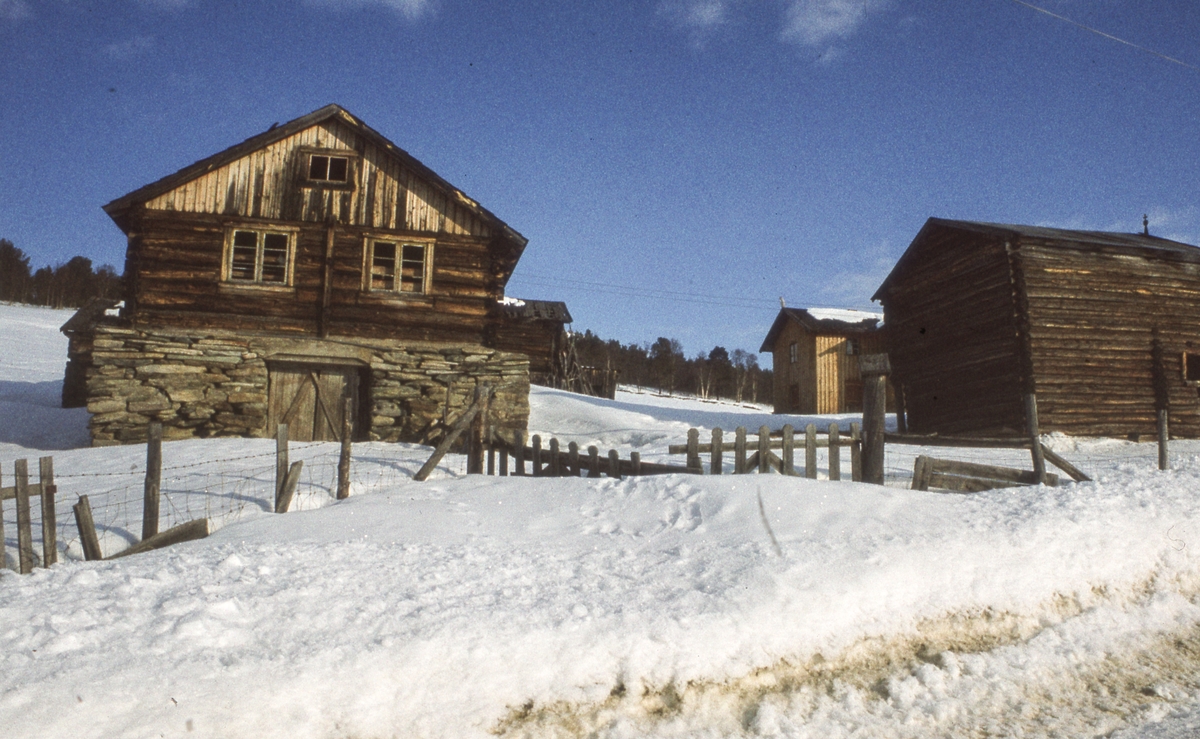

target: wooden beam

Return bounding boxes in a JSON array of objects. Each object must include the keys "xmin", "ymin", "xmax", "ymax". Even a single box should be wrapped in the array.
[{"xmin": 109, "ymin": 518, "xmax": 210, "ymax": 559}]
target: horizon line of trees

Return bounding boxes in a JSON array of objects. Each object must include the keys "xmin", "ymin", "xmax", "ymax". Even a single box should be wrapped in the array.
[
  {"xmin": 572, "ymin": 330, "xmax": 773, "ymax": 405},
  {"xmin": 0, "ymin": 239, "xmax": 122, "ymax": 309}
]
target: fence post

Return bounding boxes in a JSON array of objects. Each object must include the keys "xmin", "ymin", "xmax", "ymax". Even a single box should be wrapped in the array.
[
  {"xmin": 275, "ymin": 461, "xmax": 304, "ymax": 514},
  {"xmin": 860, "ymin": 354, "xmax": 890, "ymax": 485},
  {"xmin": 487, "ymin": 427, "xmax": 496, "ymax": 476},
  {"xmin": 531, "ymin": 435, "xmax": 542, "ymax": 476},
  {"xmin": 513, "ymin": 430, "xmax": 526, "ymax": 476},
  {"xmin": 828, "ymin": 423, "xmax": 841, "ymax": 481},
  {"xmin": 850, "ymin": 422, "xmax": 862, "ymax": 482},
  {"xmin": 337, "ymin": 398, "xmax": 352, "ymax": 500},
  {"xmin": 73, "ymin": 495, "xmax": 103, "ymax": 561},
  {"xmin": 758, "ymin": 425, "xmax": 770, "ymax": 473},
  {"xmin": 687, "ymin": 429, "xmax": 701, "ymax": 471},
  {"xmin": 608, "ymin": 449, "xmax": 621, "ymax": 479},
  {"xmin": 781, "ymin": 425, "xmax": 794, "ymax": 476},
  {"xmin": 805, "ymin": 423, "xmax": 817, "ymax": 479},
  {"xmin": 711, "ymin": 428, "xmax": 723, "ymax": 475},
  {"xmin": 549, "ymin": 438, "xmax": 561, "ymax": 476},
  {"xmin": 1024, "ymin": 392, "xmax": 1047, "ymax": 483},
  {"xmin": 500, "ymin": 444, "xmax": 509, "ymax": 476},
  {"xmin": 15, "ymin": 459, "xmax": 33, "ymax": 574},
  {"xmin": 568, "ymin": 441, "xmax": 580, "ymax": 476},
  {"xmin": 275, "ymin": 423, "xmax": 289, "ymax": 511},
  {"xmin": 39, "ymin": 456, "xmax": 56, "ymax": 567},
  {"xmin": 735, "ymin": 427, "xmax": 747, "ymax": 474},
  {"xmin": 631, "ymin": 451, "xmax": 641, "ymax": 476},
  {"xmin": 143, "ymin": 422, "xmax": 162, "ymax": 540},
  {"xmin": 587, "ymin": 446, "xmax": 600, "ymax": 477}
]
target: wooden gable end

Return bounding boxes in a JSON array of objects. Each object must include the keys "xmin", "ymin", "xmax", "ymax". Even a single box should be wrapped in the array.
[{"xmin": 142, "ymin": 117, "xmax": 492, "ymax": 238}]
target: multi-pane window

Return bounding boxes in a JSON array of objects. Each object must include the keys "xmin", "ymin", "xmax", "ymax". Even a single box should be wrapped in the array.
[
  {"xmin": 369, "ymin": 240, "xmax": 429, "ymax": 294},
  {"xmin": 309, "ymin": 154, "xmax": 349, "ymax": 183},
  {"xmin": 788, "ymin": 342, "xmax": 798, "ymax": 364},
  {"xmin": 227, "ymin": 229, "xmax": 291, "ymax": 285}
]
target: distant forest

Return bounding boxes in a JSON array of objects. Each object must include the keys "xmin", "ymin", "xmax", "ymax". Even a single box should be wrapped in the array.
[
  {"xmin": 0, "ymin": 240, "xmax": 122, "ymax": 309},
  {"xmin": 572, "ymin": 330, "xmax": 772, "ymax": 405}
]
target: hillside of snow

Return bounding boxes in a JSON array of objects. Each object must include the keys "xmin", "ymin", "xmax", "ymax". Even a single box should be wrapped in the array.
[{"xmin": 2, "ymin": 303, "xmax": 1200, "ymax": 738}]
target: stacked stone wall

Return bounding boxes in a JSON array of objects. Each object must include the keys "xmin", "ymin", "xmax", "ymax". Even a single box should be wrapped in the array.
[{"xmin": 81, "ymin": 325, "xmax": 530, "ymax": 447}]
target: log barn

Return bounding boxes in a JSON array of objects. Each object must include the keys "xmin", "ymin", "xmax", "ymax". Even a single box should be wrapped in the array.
[
  {"xmin": 759, "ymin": 307, "xmax": 886, "ymax": 414},
  {"xmin": 64, "ymin": 104, "xmax": 552, "ymax": 446},
  {"xmin": 873, "ymin": 217, "xmax": 1200, "ymax": 438}
]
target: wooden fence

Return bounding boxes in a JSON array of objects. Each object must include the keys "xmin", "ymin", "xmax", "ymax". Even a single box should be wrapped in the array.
[{"xmin": 667, "ymin": 423, "xmax": 863, "ymax": 480}]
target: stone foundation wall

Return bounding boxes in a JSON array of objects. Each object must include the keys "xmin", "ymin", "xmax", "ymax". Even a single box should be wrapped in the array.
[{"xmin": 80, "ymin": 325, "xmax": 530, "ymax": 447}]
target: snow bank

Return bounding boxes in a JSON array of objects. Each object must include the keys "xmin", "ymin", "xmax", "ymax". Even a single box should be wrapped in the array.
[{"xmin": 2, "ymin": 303, "xmax": 1200, "ymax": 738}]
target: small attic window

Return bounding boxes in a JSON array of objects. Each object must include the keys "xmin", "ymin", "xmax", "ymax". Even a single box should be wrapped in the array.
[
  {"xmin": 846, "ymin": 338, "xmax": 861, "ymax": 356},
  {"xmin": 309, "ymin": 154, "xmax": 349, "ymax": 183}
]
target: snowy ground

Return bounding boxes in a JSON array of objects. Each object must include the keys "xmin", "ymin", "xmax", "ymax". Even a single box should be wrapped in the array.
[{"xmin": 2, "ymin": 302, "xmax": 1200, "ymax": 738}]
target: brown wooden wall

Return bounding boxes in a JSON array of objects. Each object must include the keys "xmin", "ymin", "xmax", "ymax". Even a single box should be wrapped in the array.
[
  {"xmin": 1020, "ymin": 242, "xmax": 1200, "ymax": 437},
  {"xmin": 771, "ymin": 322, "xmax": 886, "ymax": 414},
  {"xmin": 126, "ymin": 209, "xmax": 499, "ymax": 344},
  {"xmin": 142, "ymin": 118, "xmax": 491, "ymax": 237},
  {"xmin": 880, "ymin": 231, "xmax": 1027, "ymax": 435},
  {"xmin": 488, "ymin": 320, "xmax": 565, "ymax": 377}
]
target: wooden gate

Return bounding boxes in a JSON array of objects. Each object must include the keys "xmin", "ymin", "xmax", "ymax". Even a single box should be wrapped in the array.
[{"xmin": 267, "ymin": 363, "xmax": 361, "ymax": 441}]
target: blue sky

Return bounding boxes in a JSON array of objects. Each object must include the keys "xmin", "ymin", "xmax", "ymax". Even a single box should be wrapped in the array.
[{"xmin": 2, "ymin": 0, "xmax": 1199, "ymax": 363}]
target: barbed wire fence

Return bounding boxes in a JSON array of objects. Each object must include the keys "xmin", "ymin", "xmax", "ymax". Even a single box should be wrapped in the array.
[{"xmin": 3, "ymin": 437, "xmax": 473, "ymax": 568}]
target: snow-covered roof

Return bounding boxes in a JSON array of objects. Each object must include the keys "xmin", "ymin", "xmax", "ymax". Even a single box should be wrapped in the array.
[{"xmin": 759, "ymin": 306, "xmax": 882, "ymax": 352}]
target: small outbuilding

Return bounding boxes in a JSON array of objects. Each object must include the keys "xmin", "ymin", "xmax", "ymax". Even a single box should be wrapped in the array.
[
  {"xmin": 759, "ymin": 307, "xmax": 885, "ymax": 414},
  {"xmin": 873, "ymin": 217, "xmax": 1200, "ymax": 438}
]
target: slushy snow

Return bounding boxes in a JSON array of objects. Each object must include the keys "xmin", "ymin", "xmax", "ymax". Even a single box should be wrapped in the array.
[{"xmin": 2, "ymin": 302, "xmax": 1199, "ymax": 738}]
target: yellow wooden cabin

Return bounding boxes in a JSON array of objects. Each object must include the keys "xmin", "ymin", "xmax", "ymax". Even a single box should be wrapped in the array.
[{"xmin": 760, "ymin": 307, "xmax": 886, "ymax": 414}]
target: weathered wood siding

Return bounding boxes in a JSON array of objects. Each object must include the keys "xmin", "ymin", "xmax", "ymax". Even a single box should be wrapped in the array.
[
  {"xmin": 489, "ymin": 320, "xmax": 565, "ymax": 378},
  {"xmin": 881, "ymin": 231, "xmax": 1027, "ymax": 434},
  {"xmin": 771, "ymin": 322, "xmax": 887, "ymax": 414},
  {"xmin": 771, "ymin": 321, "xmax": 815, "ymax": 413},
  {"xmin": 143, "ymin": 118, "xmax": 491, "ymax": 237},
  {"xmin": 1020, "ymin": 242, "xmax": 1200, "ymax": 437},
  {"xmin": 126, "ymin": 209, "xmax": 496, "ymax": 344}
]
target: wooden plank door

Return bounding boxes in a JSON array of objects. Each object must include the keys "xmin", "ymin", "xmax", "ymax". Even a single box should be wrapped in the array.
[{"xmin": 267, "ymin": 364, "xmax": 359, "ymax": 441}]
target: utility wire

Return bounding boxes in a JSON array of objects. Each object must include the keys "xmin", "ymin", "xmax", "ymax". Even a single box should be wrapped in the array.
[
  {"xmin": 1009, "ymin": 0, "xmax": 1200, "ymax": 72},
  {"xmin": 509, "ymin": 271, "xmax": 874, "ymax": 313}
]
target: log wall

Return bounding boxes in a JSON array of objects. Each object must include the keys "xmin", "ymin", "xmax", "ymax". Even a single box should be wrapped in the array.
[
  {"xmin": 126, "ymin": 209, "xmax": 498, "ymax": 344},
  {"xmin": 1020, "ymin": 242, "xmax": 1200, "ymax": 437},
  {"xmin": 880, "ymin": 231, "xmax": 1027, "ymax": 435}
]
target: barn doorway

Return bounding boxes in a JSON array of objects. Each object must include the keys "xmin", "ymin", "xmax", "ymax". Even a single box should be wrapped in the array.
[{"xmin": 266, "ymin": 362, "xmax": 363, "ymax": 441}]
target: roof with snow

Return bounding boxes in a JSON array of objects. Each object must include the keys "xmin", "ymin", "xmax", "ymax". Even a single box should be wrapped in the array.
[
  {"xmin": 494, "ymin": 298, "xmax": 572, "ymax": 323},
  {"xmin": 759, "ymin": 307, "xmax": 882, "ymax": 352}
]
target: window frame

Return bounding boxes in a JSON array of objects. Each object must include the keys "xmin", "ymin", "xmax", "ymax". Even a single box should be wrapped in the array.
[
  {"xmin": 221, "ymin": 225, "xmax": 298, "ymax": 288},
  {"xmin": 362, "ymin": 235, "xmax": 435, "ymax": 296},
  {"xmin": 788, "ymin": 342, "xmax": 798, "ymax": 364},
  {"xmin": 298, "ymin": 147, "xmax": 358, "ymax": 191},
  {"xmin": 1183, "ymin": 351, "xmax": 1200, "ymax": 386}
]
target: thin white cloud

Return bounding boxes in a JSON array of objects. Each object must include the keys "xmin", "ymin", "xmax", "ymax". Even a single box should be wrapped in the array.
[
  {"xmin": 0, "ymin": 0, "xmax": 31, "ymax": 21},
  {"xmin": 106, "ymin": 35, "xmax": 155, "ymax": 60},
  {"xmin": 818, "ymin": 239, "xmax": 900, "ymax": 306},
  {"xmin": 308, "ymin": 0, "xmax": 434, "ymax": 21},
  {"xmin": 781, "ymin": 0, "xmax": 889, "ymax": 47},
  {"xmin": 660, "ymin": 0, "xmax": 730, "ymax": 31}
]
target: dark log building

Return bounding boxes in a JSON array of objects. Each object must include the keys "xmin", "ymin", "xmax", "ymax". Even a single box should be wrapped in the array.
[
  {"xmin": 64, "ymin": 105, "xmax": 564, "ymax": 446},
  {"xmin": 874, "ymin": 218, "xmax": 1200, "ymax": 438}
]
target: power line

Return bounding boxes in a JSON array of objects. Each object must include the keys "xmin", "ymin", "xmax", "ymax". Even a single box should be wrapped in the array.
[
  {"xmin": 508, "ymin": 271, "xmax": 874, "ymax": 313},
  {"xmin": 1009, "ymin": 0, "xmax": 1200, "ymax": 72}
]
